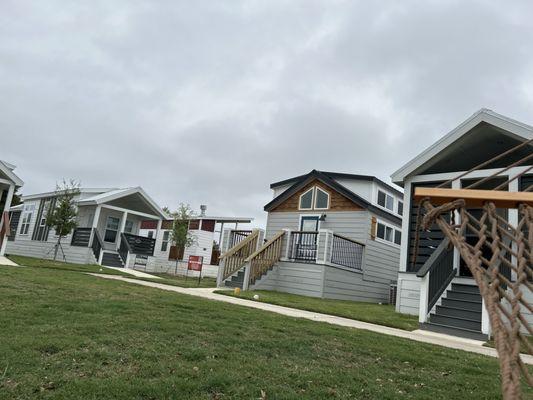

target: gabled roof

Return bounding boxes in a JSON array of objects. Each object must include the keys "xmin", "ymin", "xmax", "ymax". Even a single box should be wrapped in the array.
[
  {"xmin": 0, "ymin": 160, "xmax": 24, "ymax": 187},
  {"xmin": 271, "ymin": 171, "xmax": 403, "ymax": 197},
  {"xmin": 77, "ymin": 187, "xmax": 167, "ymax": 218},
  {"xmin": 22, "ymin": 188, "xmax": 114, "ymax": 201},
  {"xmin": 264, "ymin": 170, "xmax": 402, "ymax": 224},
  {"xmin": 391, "ymin": 109, "xmax": 533, "ymax": 185}
]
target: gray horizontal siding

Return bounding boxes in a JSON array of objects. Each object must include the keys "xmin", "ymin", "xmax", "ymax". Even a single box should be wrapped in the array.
[{"xmin": 323, "ymin": 265, "xmax": 389, "ymax": 302}]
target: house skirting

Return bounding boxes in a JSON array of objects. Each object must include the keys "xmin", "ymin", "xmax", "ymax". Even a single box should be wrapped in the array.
[
  {"xmin": 6, "ymin": 239, "xmax": 95, "ymax": 265},
  {"xmin": 251, "ymin": 260, "xmax": 393, "ymax": 303},
  {"xmin": 131, "ymin": 257, "xmax": 219, "ymax": 278},
  {"xmin": 395, "ymin": 272, "xmax": 421, "ymax": 316}
]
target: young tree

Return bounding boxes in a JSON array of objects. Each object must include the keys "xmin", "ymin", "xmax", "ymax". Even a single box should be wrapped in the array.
[
  {"xmin": 167, "ymin": 203, "xmax": 196, "ymax": 268},
  {"xmin": 46, "ymin": 179, "xmax": 80, "ymax": 260}
]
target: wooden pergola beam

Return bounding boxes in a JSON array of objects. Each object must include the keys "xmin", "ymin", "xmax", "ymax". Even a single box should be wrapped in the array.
[{"xmin": 414, "ymin": 187, "xmax": 533, "ymax": 208}]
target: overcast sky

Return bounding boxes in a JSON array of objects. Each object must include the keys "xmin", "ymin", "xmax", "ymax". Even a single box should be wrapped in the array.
[{"xmin": 2, "ymin": 1, "xmax": 533, "ymax": 227}]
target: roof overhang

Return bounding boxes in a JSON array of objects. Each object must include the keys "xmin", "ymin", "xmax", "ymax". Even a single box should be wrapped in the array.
[
  {"xmin": 264, "ymin": 170, "xmax": 402, "ymax": 225},
  {"xmin": 77, "ymin": 187, "xmax": 167, "ymax": 219},
  {"xmin": 390, "ymin": 109, "xmax": 533, "ymax": 186},
  {"xmin": 0, "ymin": 160, "xmax": 23, "ymax": 187}
]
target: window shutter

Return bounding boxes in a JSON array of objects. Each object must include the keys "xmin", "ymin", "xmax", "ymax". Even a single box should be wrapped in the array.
[{"xmin": 370, "ymin": 216, "xmax": 377, "ymax": 240}]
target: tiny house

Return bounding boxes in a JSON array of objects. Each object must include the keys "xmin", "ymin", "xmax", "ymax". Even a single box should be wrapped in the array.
[{"xmin": 219, "ymin": 170, "xmax": 403, "ymax": 304}]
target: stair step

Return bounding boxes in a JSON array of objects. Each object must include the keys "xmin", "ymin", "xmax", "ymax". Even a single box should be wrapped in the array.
[
  {"xmin": 451, "ymin": 283, "xmax": 480, "ymax": 294},
  {"xmin": 441, "ymin": 298, "xmax": 482, "ymax": 312},
  {"xmin": 225, "ymin": 280, "xmax": 243, "ymax": 289},
  {"xmin": 420, "ymin": 322, "xmax": 487, "ymax": 341},
  {"xmin": 429, "ymin": 314, "xmax": 481, "ymax": 331},
  {"xmin": 435, "ymin": 305, "xmax": 481, "ymax": 322},
  {"xmin": 101, "ymin": 252, "xmax": 124, "ymax": 268},
  {"xmin": 446, "ymin": 290, "xmax": 481, "ymax": 302}
]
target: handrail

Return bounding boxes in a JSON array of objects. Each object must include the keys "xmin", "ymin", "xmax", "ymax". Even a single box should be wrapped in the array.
[
  {"xmin": 416, "ymin": 238, "xmax": 450, "ymax": 277},
  {"xmin": 219, "ymin": 229, "xmax": 260, "ymax": 281},
  {"xmin": 331, "ymin": 233, "xmax": 365, "ymax": 270},
  {"xmin": 220, "ymin": 229, "xmax": 259, "ymax": 260},
  {"xmin": 91, "ymin": 228, "xmax": 104, "ymax": 262},
  {"xmin": 118, "ymin": 232, "xmax": 132, "ymax": 265},
  {"xmin": 246, "ymin": 231, "xmax": 286, "ymax": 286},
  {"xmin": 245, "ymin": 231, "xmax": 285, "ymax": 262},
  {"xmin": 331, "ymin": 233, "xmax": 366, "ymax": 248}
]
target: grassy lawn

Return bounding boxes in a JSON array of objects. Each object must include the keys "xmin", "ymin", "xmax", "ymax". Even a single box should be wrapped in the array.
[
  {"xmin": 6, "ymin": 254, "xmax": 129, "ymax": 276},
  {"xmin": 0, "ymin": 266, "xmax": 523, "ymax": 399},
  {"xmin": 216, "ymin": 289, "xmax": 419, "ymax": 331},
  {"xmin": 7, "ymin": 255, "xmax": 217, "ymax": 288}
]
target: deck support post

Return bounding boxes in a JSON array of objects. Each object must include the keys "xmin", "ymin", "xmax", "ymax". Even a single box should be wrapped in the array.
[
  {"xmin": 216, "ymin": 259, "xmax": 225, "ymax": 287},
  {"xmin": 242, "ymin": 262, "xmax": 251, "ymax": 291},
  {"xmin": 481, "ymin": 298, "xmax": 491, "ymax": 337},
  {"xmin": 419, "ymin": 274, "xmax": 430, "ymax": 323}
]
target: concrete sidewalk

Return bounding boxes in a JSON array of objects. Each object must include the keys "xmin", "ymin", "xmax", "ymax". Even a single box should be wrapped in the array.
[
  {"xmin": 89, "ymin": 273, "xmax": 533, "ymax": 365},
  {"xmin": 0, "ymin": 256, "xmax": 20, "ymax": 266},
  {"xmin": 105, "ymin": 267, "xmax": 162, "ymax": 279}
]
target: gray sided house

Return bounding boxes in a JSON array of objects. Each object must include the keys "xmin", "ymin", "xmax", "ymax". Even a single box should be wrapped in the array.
[
  {"xmin": 219, "ymin": 170, "xmax": 403, "ymax": 304},
  {"xmin": 392, "ymin": 108, "xmax": 533, "ymax": 340},
  {"xmin": 7, "ymin": 187, "xmax": 166, "ymax": 268},
  {"xmin": 0, "ymin": 160, "xmax": 24, "ymax": 257}
]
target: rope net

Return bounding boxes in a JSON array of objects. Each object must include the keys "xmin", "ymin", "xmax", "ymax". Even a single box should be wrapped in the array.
[{"xmin": 413, "ymin": 139, "xmax": 532, "ymax": 399}]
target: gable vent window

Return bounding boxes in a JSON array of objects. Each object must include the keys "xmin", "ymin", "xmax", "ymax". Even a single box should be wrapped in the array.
[
  {"xmin": 299, "ymin": 188, "xmax": 314, "ymax": 210},
  {"xmin": 314, "ymin": 188, "xmax": 330, "ymax": 209},
  {"xmin": 377, "ymin": 190, "xmax": 394, "ymax": 211}
]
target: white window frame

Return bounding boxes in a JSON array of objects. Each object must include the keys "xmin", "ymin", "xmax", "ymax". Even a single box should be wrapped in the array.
[
  {"xmin": 161, "ymin": 230, "xmax": 170, "ymax": 252},
  {"xmin": 298, "ymin": 187, "xmax": 314, "ymax": 210},
  {"xmin": 104, "ymin": 216, "xmax": 120, "ymax": 243},
  {"xmin": 298, "ymin": 214, "xmax": 322, "ymax": 232},
  {"xmin": 19, "ymin": 204, "xmax": 35, "ymax": 236},
  {"xmin": 314, "ymin": 187, "xmax": 330, "ymax": 210},
  {"xmin": 397, "ymin": 200, "xmax": 404, "ymax": 216},
  {"xmin": 375, "ymin": 218, "xmax": 401, "ymax": 248},
  {"xmin": 375, "ymin": 186, "xmax": 403, "ymax": 217},
  {"xmin": 124, "ymin": 219, "xmax": 134, "ymax": 234}
]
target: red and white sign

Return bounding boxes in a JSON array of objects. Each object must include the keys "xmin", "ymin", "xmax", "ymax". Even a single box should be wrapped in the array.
[{"xmin": 187, "ymin": 255, "xmax": 203, "ymax": 271}]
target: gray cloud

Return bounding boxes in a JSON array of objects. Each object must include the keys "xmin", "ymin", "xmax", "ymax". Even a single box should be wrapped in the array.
[{"xmin": 2, "ymin": 0, "xmax": 533, "ymax": 227}]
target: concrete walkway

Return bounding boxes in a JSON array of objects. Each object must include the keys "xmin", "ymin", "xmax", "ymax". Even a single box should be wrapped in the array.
[
  {"xmin": 0, "ymin": 255, "xmax": 20, "ymax": 266},
  {"xmin": 90, "ymin": 274, "xmax": 533, "ymax": 365},
  {"xmin": 105, "ymin": 267, "xmax": 162, "ymax": 279}
]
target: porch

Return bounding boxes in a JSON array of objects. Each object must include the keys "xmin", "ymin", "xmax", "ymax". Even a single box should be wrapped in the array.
[
  {"xmin": 70, "ymin": 189, "xmax": 165, "ymax": 268},
  {"xmin": 216, "ymin": 228, "xmax": 386, "ymax": 303}
]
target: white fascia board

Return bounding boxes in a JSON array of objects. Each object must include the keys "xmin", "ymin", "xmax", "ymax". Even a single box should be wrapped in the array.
[
  {"xmin": 390, "ymin": 109, "xmax": 533, "ymax": 185},
  {"xmin": 0, "ymin": 160, "xmax": 23, "ymax": 187}
]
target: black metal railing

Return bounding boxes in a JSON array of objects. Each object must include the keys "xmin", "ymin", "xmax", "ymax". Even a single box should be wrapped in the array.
[
  {"xmin": 91, "ymin": 228, "xmax": 103, "ymax": 262},
  {"xmin": 288, "ymin": 231, "xmax": 318, "ymax": 263},
  {"xmin": 229, "ymin": 230, "xmax": 253, "ymax": 248},
  {"xmin": 417, "ymin": 238, "xmax": 456, "ymax": 311},
  {"xmin": 118, "ymin": 233, "xmax": 132, "ymax": 265},
  {"xmin": 330, "ymin": 234, "xmax": 365, "ymax": 270},
  {"xmin": 71, "ymin": 227, "xmax": 92, "ymax": 247},
  {"xmin": 123, "ymin": 233, "xmax": 156, "ymax": 256}
]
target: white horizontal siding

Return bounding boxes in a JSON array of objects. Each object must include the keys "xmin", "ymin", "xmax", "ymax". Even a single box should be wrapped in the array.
[
  {"xmin": 396, "ymin": 272, "xmax": 421, "ymax": 316},
  {"xmin": 6, "ymin": 239, "xmax": 95, "ymax": 265}
]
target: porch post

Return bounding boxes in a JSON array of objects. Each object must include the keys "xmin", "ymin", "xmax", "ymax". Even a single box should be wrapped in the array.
[
  {"xmin": 0, "ymin": 184, "xmax": 15, "ymax": 256},
  {"xmin": 89, "ymin": 205, "xmax": 101, "ymax": 246},
  {"xmin": 452, "ymin": 179, "xmax": 461, "ymax": 276},
  {"xmin": 218, "ymin": 222, "xmax": 224, "ymax": 246},
  {"xmin": 118, "ymin": 211, "xmax": 128, "ymax": 249},
  {"xmin": 155, "ymin": 219, "xmax": 162, "ymax": 239}
]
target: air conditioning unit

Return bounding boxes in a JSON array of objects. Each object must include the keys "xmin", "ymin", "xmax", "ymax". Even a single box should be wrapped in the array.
[{"xmin": 389, "ymin": 282, "xmax": 398, "ymax": 306}]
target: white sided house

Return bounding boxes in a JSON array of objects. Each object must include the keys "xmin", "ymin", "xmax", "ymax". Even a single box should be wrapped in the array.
[
  {"xmin": 392, "ymin": 109, "xmax": 533, "ymax": 340},
  {"xmin": 218, "ymin": 170, "xmax": 403, "ymax": 304},
  {"xmin": 7, "ymin": 187, "xmax": 166, "ymax": 268},
  {"xmin": 138, "ymin": 211, "xmax": 253, "ymax": 277},
  {"xmin": 0, "ymin": 160, "xmax": 24, "ymax": 257}
]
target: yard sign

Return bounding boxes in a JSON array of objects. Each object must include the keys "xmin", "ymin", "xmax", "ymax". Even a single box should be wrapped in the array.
[{"xmin": 186, "ymin": 255, "xmax": 204, "ymax": 285}]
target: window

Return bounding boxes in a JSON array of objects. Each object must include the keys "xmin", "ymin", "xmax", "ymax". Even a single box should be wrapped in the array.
[
  {"xmin": 104, "ymin": 216, "xmax": 120, "ymax": 242},
  {"xmin": 20, "ymin": 213, "xmax": 32, "ymax": 235},
  {"xmin": 394, "ymin": 230, "xmax": 402, "ymax": 245},
  {"xmin": 314, "ymin": 188, "xmax": 330, "ymax": 209},
  {"xmin": 161, "ymin": 231, "xmax": 170, "ymax": 252},
  {"xmin": 377, "ymin": 190, "xmax": 394, "ymax": 211},
  {"xmin": 376, "ymin": 220, "xmax": 401, "ymax": 246},
  {"xmin": 299, "ymin": 188, "xmax": 313, "ymax": 210},
  {"xmin": 397, "ymin": 200, "xmax": 403, "ymax": 216},
  {"xmin": 124, "ymin": 220, "xmax": 134, "ymax": 234},
  {"xmin": 147, "ymin": 231, "xmax": 154, "ymax": 239}
]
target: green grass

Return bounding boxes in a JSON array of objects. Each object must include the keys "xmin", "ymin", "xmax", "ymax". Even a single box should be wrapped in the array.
[
  {"xmin": 6, "ymin": 255, "xmax": 217, "ymax": 288},
  {"xmin": 216, "ymin": 289, "xmax": 419, "ymax": 331},
  {"xmin": 0, "ymin": 266, "xmax": 524, "ymax": 399},
  {"xmin": 6, "ymin": 254, "xmax": 129, "ymax": 276}
]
